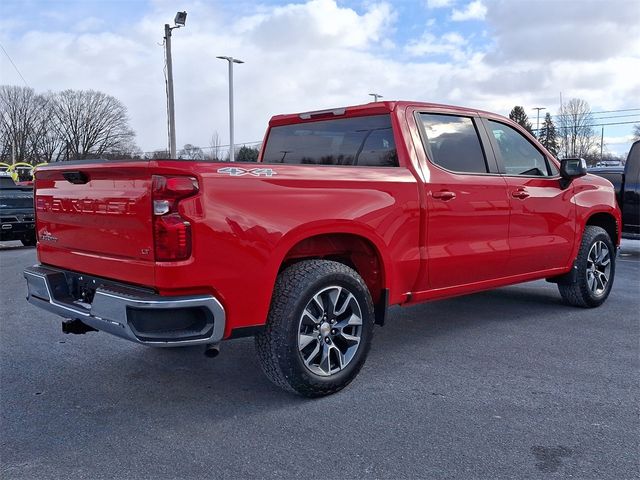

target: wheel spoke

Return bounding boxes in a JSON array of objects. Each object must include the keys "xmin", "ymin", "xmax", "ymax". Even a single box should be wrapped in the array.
[
  {"xmin": 334, "ymin": 292, "xmax": 354, "ymax": 316},
  {"xmin": 331, "ymin": 345, "xmax": 344, "ymax": 370},
  {"xmin": 587, "ymin": 271, "xmax": 596, "ymax": 292},
  {"xmin": 319, "ymin": 343, "xmax": 331, "ymax": 373},
  {"xmin": 597, "ymin": 246, "xmax": 607, "ymax": 264},
  {"xmin": 301, "ymin": 307, "xmax": 321, "ymax": 326},
  {"xmin": 597, "ymin": 271, "xmax": 608, "ymax": 288},
  {"xmin": 335, "ymin": 313, "xmax": 362, "ymax": 330},
  {"xmin": 298, "ymin": 333, "xmax": 317, "ymax": 351},
  {"xmin": 339, "ymin": 332, "xmax": 360, "ymax": 345},
  {"xmin": 311, "ymin": 294, "xmax": 325, "ymax": 314},
  {"xmin": 304, "ymin": 343, "xmax": 321, "ymax": 366}
]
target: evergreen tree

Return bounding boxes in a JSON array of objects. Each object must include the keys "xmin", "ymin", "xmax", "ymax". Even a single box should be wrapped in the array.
[
  {"xmin": 538, "ymin": 112, "xmax": 559, "ymax": 157},
  {"xmin": 235, "ymin": 145, "xmax": 259, "ymax": 162},
  {"xmin": 508, "ymin": 106, "xmax": 534, "ymax": 134}
]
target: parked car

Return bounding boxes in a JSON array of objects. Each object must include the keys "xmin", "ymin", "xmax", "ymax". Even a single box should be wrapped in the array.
[
  {"xmin": 588, "ymin": 140, "xmax": 640, "ymax": 238},
  {"xmin": 0, "ymin": 173, "xmax": 36, "ymax": 246},
  {"xmin": 24, "ymin": 101, "xmax": 621, "ymax": 396}
]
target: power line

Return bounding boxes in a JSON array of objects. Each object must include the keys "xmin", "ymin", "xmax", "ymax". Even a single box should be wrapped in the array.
[
  {"xmin": 589, "ymin": 108, "xmax": 640, "ymax": 115},
  {"xmin": 0, "ymin": 42, "xmax": 29, "ymax": 87},
  {"xmin": 549, "ymin": 108, "xmax": 640, "ymax": 120},
  {"xmin": 583, "ymin": 120, "xmax": 639, "ymax": 128}
]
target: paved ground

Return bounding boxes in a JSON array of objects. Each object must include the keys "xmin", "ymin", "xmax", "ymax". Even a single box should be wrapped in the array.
[{"xmin": 1, "ymin": 241, "xmax": 638, "ymax": 479}]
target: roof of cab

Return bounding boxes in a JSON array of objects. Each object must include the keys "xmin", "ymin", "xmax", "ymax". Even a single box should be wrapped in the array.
[{"xmin": 268, "ymin": 101, "xmax": 496, "ymax": 126}]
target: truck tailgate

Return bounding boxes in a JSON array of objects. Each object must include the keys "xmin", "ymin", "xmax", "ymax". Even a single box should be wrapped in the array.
[{"xmin": 35, "ymin": 161, "xmax": 155, "ymax": 284}]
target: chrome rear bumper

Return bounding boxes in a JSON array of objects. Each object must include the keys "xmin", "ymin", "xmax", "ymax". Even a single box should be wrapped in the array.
[{"xmin": 24, "ymin": 265, "xmax": 225, "ymax": 347}]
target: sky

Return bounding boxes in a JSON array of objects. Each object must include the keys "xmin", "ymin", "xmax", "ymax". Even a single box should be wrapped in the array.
[{"xmin": 1, "ymin": 0, "xmax": 639, "ymax": 157}]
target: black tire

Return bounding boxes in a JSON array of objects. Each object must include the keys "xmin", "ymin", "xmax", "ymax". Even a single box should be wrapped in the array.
[
  {"xmin": 255, "ymin": 260, "xmax": 375, "ymax": 397},
  {"xmin": 21, "ymin": 237, "xmax": 36, "ymax": 247},
  {"xmin": 558, "ymin": 225, "xmax": 616, "ymax": 308}
]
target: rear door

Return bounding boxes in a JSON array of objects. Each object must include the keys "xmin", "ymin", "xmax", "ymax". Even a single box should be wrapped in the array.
[
  {"xmin": 481, "ymin": 118, "xmax": 575, "ymax": 275},
  {"xmin": 412, "ymin": 109, "xmax": 511, "ymax": 290}
]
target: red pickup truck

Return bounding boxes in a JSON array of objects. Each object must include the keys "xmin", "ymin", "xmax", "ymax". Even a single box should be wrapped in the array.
[{"xmin": 24, "ymin": 101, "xmax": 621, "ymax": 397}]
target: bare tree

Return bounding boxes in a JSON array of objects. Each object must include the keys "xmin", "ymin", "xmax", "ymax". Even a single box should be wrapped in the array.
[
  {"xmin": 51, "ymin": 89, "xmax": 136, "ymax": 159},
  {"xmin": 29, "ymin": 92, "xmax": 64, "ymax": 163},
  {"xmin": 0, "ymin": 85, "xmax": 41, "ymax": 163},
  {"xmin": 179, "ymin": 143, "xmax": 204, "ymax": 160},
  {"xmin": 146, "ymin": 149, "xmax": 168, "ymax": 159},
  {"xmin": 209, "ymin": 131, "xmax": 222, "ymax": 161},
  {"xmin": 633, "ymin": 124, "xmax": 640, "ymax": 142},
  {"xmin": 557, "ymin": 98, "xmax": 598, "ymax": 159}
]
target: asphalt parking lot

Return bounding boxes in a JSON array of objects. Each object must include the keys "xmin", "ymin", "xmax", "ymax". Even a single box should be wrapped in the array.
[{"xmin": 1, "ymin": 241, "xmax": 638, "ymax": 479}]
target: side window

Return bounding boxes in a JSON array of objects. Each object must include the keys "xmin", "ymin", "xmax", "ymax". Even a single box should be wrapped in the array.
[
  {"xmin": 262, "ymin": 115, "xmax": 398, "ymax": 167},
  {"xmin": 419, "ymin": 114, "xmax": 488, "ymax": 173},
  {"xmin": 487, "ymin": 120, "xmax": 554, "ymax": 176}
]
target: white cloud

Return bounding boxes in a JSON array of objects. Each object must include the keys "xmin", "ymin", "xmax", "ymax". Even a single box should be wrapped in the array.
[
  {"xmin": 426, "ymin": 0, "xmax": 454, "ymax": 8},
  {"xmin": 406, "ymin": 31, "xmax": 469, "ymax": 61},
  {"xmin": 72, "ymin": 16, "xmax": 105, "ymax": 33},
  {"xmin": 451, "ymin": 0, "xmax": 487, "ymax": 21},
  {"xmin": 0, "ymin": 0, "xmax": 637, "ymax": 157},
  {"xmin": 242, "ymin": 0, "xmax": 395, "ymax": 51}
]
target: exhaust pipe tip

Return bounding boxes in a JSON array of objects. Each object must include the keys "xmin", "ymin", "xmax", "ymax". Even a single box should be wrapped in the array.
[{"xmin": 204, "ymin": 344, "xmax": 220, "ymax": 358}]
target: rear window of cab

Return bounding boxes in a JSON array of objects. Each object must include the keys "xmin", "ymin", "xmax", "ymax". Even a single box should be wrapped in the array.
[{"xmin": 262, "ymin": 115, "xmax": 398, "ymax": 167}]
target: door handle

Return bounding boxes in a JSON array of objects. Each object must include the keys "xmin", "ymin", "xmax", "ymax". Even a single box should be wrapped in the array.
[
  {"xmin": 511, "ymin": 189, "xmax": 530, "ymax": 199},
  {"xmin": 432, "ymin": 190, "xmax": 456, "ymax": 201}
]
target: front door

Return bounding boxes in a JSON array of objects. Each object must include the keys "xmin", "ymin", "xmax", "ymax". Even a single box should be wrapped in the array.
[{"xmin": 483, "ymin": 118, "xmax": 575, "ymax": 275}]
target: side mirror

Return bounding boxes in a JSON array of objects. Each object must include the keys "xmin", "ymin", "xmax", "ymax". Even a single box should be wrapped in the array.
[{"xmin": 559, "ymin": 157, "xmax": 587, "ymax": 189}]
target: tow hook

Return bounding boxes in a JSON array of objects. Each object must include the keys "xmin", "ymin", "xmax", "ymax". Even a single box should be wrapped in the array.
[
  {"xmin": 204, "ymin": 343, "xmax": 221, "ymax": 358},
  {"xmin": 61, "ymin": 319, "xmax": 98, "ymax": 335}
]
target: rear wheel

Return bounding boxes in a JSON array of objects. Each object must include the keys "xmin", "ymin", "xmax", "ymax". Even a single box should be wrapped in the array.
[
  {"xmin": 558, "ymin": 225, "xmax": 615, "ymax": 307},
  {"xmin": 255, "ymin": 260, "xmax": 375, "ymax": 397}
]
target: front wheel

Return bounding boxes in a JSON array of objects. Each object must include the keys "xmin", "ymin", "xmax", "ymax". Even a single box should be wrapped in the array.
[
  {"xmin": 255, "ymin": 260, "xmax": 375, "ymax": 397},
  {"xmin": 558, "ymin": 225, "xmax": 616, "ymax": 307}
]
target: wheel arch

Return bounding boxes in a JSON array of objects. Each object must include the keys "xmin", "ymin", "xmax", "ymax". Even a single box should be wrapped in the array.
[
  {"xmin": 279, "ymin": 231, "xmax": 388, "ymax": 306},
  {"xmin": 585, "ymin": 211, "xmax": 619, "ymax": 246}
]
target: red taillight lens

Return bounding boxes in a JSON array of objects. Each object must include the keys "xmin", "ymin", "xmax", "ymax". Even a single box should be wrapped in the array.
[
  {"xmin": 152, "ymin": 175, "xmax": 198, "ymax": 261},
  {"xmin": 154, "ymin": 213, "xmax": 192, "ymax": 261}
]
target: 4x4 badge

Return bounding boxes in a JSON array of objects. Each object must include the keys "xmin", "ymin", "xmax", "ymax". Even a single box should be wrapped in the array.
[{"xmin": 217, "ymin": 167, "xmax": 276, "ymax": 177}]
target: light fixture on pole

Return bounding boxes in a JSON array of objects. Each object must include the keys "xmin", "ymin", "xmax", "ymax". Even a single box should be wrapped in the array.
[
  {"xmin": 369, "ymin": 93, "xmax": 383, "ymax": 102},
  {"xmin": 217, "ymin": 56, "xmax": 244, "ymax": 162},
  {"xmin": 164, "ymin": 11, "xmax": 187, "ymax": 159},
  {"xmin": 533, "ymin": 107, "xmax": 546, "ymax": 137}
]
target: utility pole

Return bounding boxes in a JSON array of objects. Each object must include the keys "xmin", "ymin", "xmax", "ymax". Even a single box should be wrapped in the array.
[
  {"xmin": 600, "ymin": 126, "xmax": 604, "ymax": 161},
  {"xmin": 217, "ymin": 56, "xmax": 244, "ymax": 162},
  {"xmin": 533, "ymin": 107, "xmax": 545, "ymax": 137},
  {"xmin": 163, "ymin": 12, "xmax": 187, "ymax": 159},
  {"xmin": 369, "ymin": 93, "xmax": 383, "ymax": 102}
]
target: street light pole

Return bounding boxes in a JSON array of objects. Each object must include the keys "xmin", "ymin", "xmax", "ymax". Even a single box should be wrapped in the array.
[
  {"xmin": 217, "ymin": 56, "xmax": 244, "ymax": 162},
  {"xmin": 164, "ymin": 24, "xmax": 176, "ymax": 159},
  {"xmin": 163, "ymin": 12, "xmax": 187, "ymax": 159},
  {"xmin": 533, "ymin": 107, "xmax": 546, "ymax": 137},
  {"xmin": 369, "ymin": 93, "xmax": 383, "ymax": 102}
]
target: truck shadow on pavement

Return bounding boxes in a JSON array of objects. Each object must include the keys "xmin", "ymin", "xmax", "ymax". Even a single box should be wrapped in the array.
[{"xmin": 28, "ymin": 281, "xmax": 586, "ymax": 418}]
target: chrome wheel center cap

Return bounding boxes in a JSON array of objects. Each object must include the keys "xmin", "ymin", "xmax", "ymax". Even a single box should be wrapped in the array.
[{"xmin": 320, "ymin": 322, "xmax": 331, "ymax": 337}]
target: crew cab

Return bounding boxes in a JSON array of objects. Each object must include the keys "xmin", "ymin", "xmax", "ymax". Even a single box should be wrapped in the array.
[
  {"xmin": 589, "ymin": 140, "xmax": 639, "ymax": 238},
  {"xmin": 24, "ymin": 102, "xmax": 621, "ymax": 397}
]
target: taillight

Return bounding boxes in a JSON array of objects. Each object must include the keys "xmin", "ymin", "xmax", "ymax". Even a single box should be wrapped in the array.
[{"xmin": 152, "ymin": 175, "xmax": 198, "ymax": 261}]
